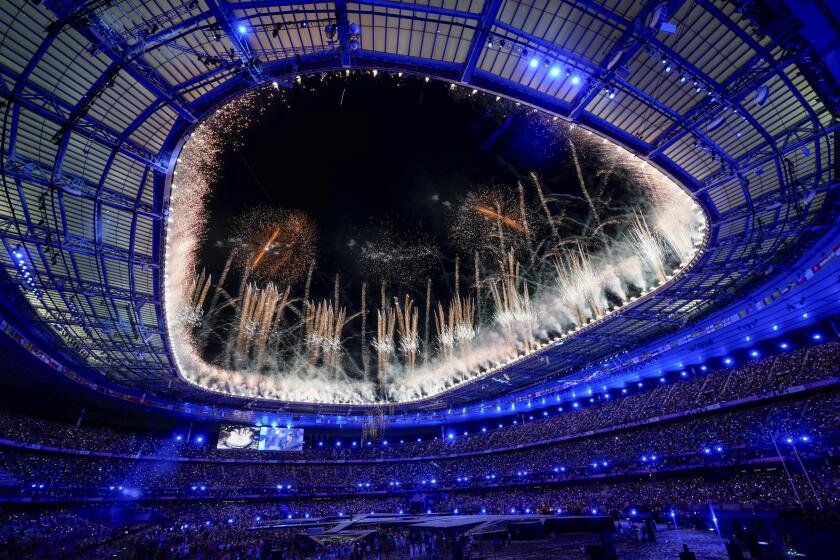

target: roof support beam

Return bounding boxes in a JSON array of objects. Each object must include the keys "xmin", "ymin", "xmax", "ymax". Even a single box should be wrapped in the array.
[
  {"xmin": 205, "ymin": 0, "xmax": 263, "ymax": 83},
  {"xmin": 461, "ymin": 0, "xmax": 503, "ymax": 83},
  {"xmin": 335, "ymin": 0, "xmax": 352, "ymax": 68},
  {"xmin": 569, "ymin": 0, "xmax": 676, "ymax": 119},
  {"xmin": 0, "ymin": 64, "xmax": 164, "ymax": 171},
  {"xmin": 0, "ymin": 217, "xmax": 155, "ymax": 268},
  {"xmin": 236, "ymin": 0, "xmax": 483, "ymax": 20},
  {"xmin": 1, "ymin": 155, "xmax": 158, "ymax": 218},
  {"xmin": 42, "ymin": 0, "xmax": 197, "ymax": 124}
]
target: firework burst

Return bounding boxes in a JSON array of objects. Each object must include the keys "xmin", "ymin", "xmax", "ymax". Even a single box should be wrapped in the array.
[{"xmin": 231, "ymin": 206, "xmax": 317, "ymax": 285}]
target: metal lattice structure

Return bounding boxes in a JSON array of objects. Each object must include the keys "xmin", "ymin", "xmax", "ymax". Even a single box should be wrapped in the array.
[{"xmin": 0, "ymin": 0, "xmax": 837, "ymax": 415}]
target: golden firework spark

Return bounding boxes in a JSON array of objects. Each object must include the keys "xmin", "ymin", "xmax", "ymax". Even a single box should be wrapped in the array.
[
  {"xmin": 472, "ymin": 204, "xmax": 527, "ymax": 234},
  {"xmin": 232, "ymin": 206, "xmax": 318, "ymax": 284}
]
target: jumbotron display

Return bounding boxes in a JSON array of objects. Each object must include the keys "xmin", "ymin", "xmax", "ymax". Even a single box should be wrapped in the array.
[{"xmin": 217, "ymin": 425, "xmax": 304, "ymax": 451}]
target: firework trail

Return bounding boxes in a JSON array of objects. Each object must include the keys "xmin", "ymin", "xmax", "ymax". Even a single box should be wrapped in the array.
[
  {"xmin": 423, "ymin": 278, "xmax": 431, "ymax": 364},
  {"xmin": 361, "ymin": 281, "xmax": 370, "ymax": 377},
  {"xmin": 531, "ymin": 172, "xmax": 559, "ymax": 240},
  {"xmin": 394, "ymin": 295, "xmax": 420, "ymax": 370},
  {"xmin": 489, "ymin": 251, "xmax": 535, "ymax": 352},
  {"xmin": 304, "ymin": 300, "xmax": 347, "ymax": 374},
  {"xmin": 568, "ymin": 139, "xmax": 602, "ymax": 231},
  {"xmin": 374, "ymin": 306, "xmax": 396, "ymax": 377},
  {"xmin": 628, "ymin": 210, "xmax": 668, "ymax": 283}
]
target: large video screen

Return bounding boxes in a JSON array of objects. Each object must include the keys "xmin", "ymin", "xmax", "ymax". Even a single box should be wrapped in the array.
[
  {"xmin": 216, "ymin": 425, "xmax": 305, "ymax": 451},
  {"xmin": 258, "ymin": 427, "xmax": 304, "ymax": 451},
  {"xmin": 217, "ymin": 425, "xmax": 260, "ymax": 450}
]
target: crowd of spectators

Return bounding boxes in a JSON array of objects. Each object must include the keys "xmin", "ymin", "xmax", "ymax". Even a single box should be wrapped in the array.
[
  {"xmin": 0, "ymin": 340, "xmax": 837, "ymax": 466},
  {"xmin": 0, "ymin": 341, "xmax": 838, "ymax": 558},
  {"xmin": 3, "ymin": 465, "xmax": 837, "ymax": 559},
  {"xmin": 0, "ymin": 390, "xmax": 837, "ymax": 501}
]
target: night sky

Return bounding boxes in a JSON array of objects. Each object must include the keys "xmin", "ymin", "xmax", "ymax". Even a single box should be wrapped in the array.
[{"xmin": 200, "ymin": 74, "xmax": 608, "ymax": 306}]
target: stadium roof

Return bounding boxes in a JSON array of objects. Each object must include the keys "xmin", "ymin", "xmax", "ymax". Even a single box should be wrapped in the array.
[{"xmin": 0, "ymin": 0, "xmax": 838, "ymax": 418}]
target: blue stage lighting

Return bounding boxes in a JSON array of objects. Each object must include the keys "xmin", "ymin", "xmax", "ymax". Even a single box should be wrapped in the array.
[
  {"xmin": 237, "ymin": 24, "xmax": 247, "ymax": 34},
  {"xmin": 772, "ymin": 324, "xmax": 779, "ymax": 331},
  {"xmin": 195, "ymin": 435, "xmax": 204, "ymax": 444},
  {"xmin": 549, "ymin": 66, "xmax": 560, "ymax": 77},
  {"xmin": 780, "ymin": 342, "xmax": 789, "ymax": 350},
  {"xmin": 812, "ymin": 333, "xmax": 822, "ymax": 340},
  {"xmin": 571, "ymin": 75, "xmax": 581, "ymax": 85},
  {"xmin": 529, "ymin": 57, "xmax": 539, "ymax": 68},
  {"xmin": 723, "ymin": 358, "xmax": 733, "ymax": 365},
  {"xmin": 750, "ymin": 350, "xmax": 759, "ymax": 358}
]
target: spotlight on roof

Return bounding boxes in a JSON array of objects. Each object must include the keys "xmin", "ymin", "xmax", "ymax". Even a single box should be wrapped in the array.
[
  {"xmin": 606, "ymin": 49, "xmax": 624, "ymax": 71},
  {"xmin": 648, "ymin": 3, "xmax": 678, "ymax": 34},
  {"xmin": 754, "ymin": 85, "xmax": 770, "ymax": 106},
  {"xmin": 659, "ymin": 21, "xmax": 678, "ymax": 34},
  {"xmin": 529, "ymin": 57, "xmax": 539, "ymax": 68},
  {"xmin": 706, "ymin": 115, "xmax": 726, "ymax": 132}
]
